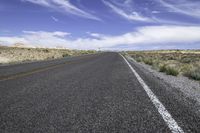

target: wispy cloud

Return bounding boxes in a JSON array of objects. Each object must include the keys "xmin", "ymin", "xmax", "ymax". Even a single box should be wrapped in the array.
[
  {"xmin": 22, "ymin": 0, "xmax": 101, "ymax": 21},
  {"xmin": 151, "ymin": 16, "xmax": 200, "ymax": 26},
  {"xmin": 102, "ymin": 0, "xmax": 200, "ymax": 24},
  {"xmin": 158, "ymin": 0, "xmax": 200, "ymax": 18},
  {"xmin": 86, "ymin": 32, "xmax": 107, "ymax": 39},
  {"xmin": 0, "ymin": 37, "xmax": 28, "ymax": 46},
  {"xmin": 1, "ymin": 26, "xmax": 200, "ymax": 50},
  {"xmin": 51, "ymin": 16, "xmax": 59, "ymax": 22},
  {"xmin": 102, "ymin": 0, "xmax": 152, "ymax": 22},
  {"xmin": 152, "ymin": 11, "xmax": 161, "ymax": 14},
  {"xmin": 23, "ymin": 31, "xmax": 71, "ymax": 37}
]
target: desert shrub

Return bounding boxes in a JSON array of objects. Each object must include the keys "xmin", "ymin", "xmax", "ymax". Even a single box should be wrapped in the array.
[
  {"xmin": 159, "ymin": 64, "xmax": 179, "ymax": 76},
  {"xmin": 87, "ymin": 50, "xmax": 96, "ymax": 54},
  {"xmin": 62, "ymin": 53, "xmax": 70, "ymax": 57},
  {"xmin": 152, "ymin": 61, "xmax": 160, "ymax": 70},
  {"xmin": 79, "ymin": 51, "xmax": 90, "ymax": 55},
  {"xmin": 166, "ymin": 56, "xmax": 175, "ymax": 60},
  {"xmin": 180, "ymin": 64, "xmax": 193, "ymax": 74},
  {"xmin": 165, "ymin": 67, "xmax": 179, "ymax": 76},
  {"xmin": 43, "ymin": 49, "xmax": 49, "ymax": 53},
  {"xmin": 143, "ymin": 58, "xmax": 153, "ymax": 65},
  {"xmin": 135, "ymin": 57, "xmax": 143, "ymax": 62},
  {"xmin": 184, "ymin": 68, "xmax": 200, "ymax": 80},
  {"xmin": 180, "ymin": 57, "xmax": 192, "ymax": 63},
  {"xmin": 159, "ymin": 64, "xmax": 167, "ymax": 72},
  {"xmin": 46, "ymin": 56, "xmax": 54, "ymax": 59}
]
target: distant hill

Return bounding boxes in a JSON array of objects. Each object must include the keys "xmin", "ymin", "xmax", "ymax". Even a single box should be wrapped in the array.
[
  {"xmin": 55, "ymin": 46, "xmax": 67, "ymax": 49},
  {"xmin": 11, "ymin": 43, "xmax": 35, "ymax": 48}
]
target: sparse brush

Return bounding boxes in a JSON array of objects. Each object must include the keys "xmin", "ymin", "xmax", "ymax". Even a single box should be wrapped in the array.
[
  {"xmin": 184, "ymin": 67, "xmax": 200, "ymax": 80},
  {"xmin": 62, "ymin": 53, "xmax": 70, "ymax": 57},
  {"xmin": 159, "ymin": 64, "xmax": 179, "ymax": 76},
  {"xmin": 127, "ymin": 51, "xmax": 200, "ymax": 80},
  {"xmin": 180, "ymin": 64, "xmax": 193, "ymax": 74},
  {"xmin": 159, "ymin": 64, "xmax": 168, "ymax": 72},
  {"xmin": 143, "ymin": 58, "xmax": 153, "ymax": 65},
  {"xmin": 165, "ymin": 66, "xmax": 179, "ymax": 76},
  {"xmin": 152, "ymin": 61, "xmax": 160, "ymax": 70},
  {"xmin": 135, "ymin": 57, "xmax": 143, "ymax": 62},
  {"xmin": 180, "ymin": 57, "xmax": 192, "ymax": 63},
  {"xmin": 43, "ymin": 49, "xmax": 49, "ymax": 53}
]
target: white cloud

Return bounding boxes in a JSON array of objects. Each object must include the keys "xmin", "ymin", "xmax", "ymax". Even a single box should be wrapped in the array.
[
  {"xmin": 22, "ymin": 0, "xmax": 51, "ymax": 6},
  {"xmin": 158, "ymin": 0, "xmax": 200, "ymax": 18},
  {"xmin": 86, "ymin": 32, "xmax": 107, "ymax": 39},
  {"xmin": 51, "ymin": 16, "xmax": 59, "ymax": 22},
  {"xmin": 0, "ymin": 37, "xmax": 28, "ymax": 45},
  {"xmin": 22, "ymin": 0, "xmax": 101, "ymax": 21},
  {"xmin": 1, "ymin": 26, "xmax": 200, "ymax": 50},
  {"xmin": 23, "ymin": 31, "xmax": 70, "ymax": 37},
  {"xmin": 152, "ymin": 11, "xmax": 161, "ymax": 14},
  {"xmin": 124, "ymin": 0, "xmax": 132, "ymax": 5},
  {"xmin": 102, "ymin": 0, "xmax": 152, "ymax": 22},
  {"xmin": 151, "ymin": 16, "xmax": 199, "ymax": 26}
]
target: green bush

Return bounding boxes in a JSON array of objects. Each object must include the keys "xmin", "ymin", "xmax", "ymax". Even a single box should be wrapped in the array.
[
  {"xmin": 165, "ymin": 67, "xmax": 179, "ymax": 76},
  {"xmin": 159, "ymin": 65, "xmax": 179, "ymax": 76},
  {"xmin": 143, "ymin": 58, "xmax": 153, "ymax": 65},
  {"xmin": 152, "ymin": 61, "xmax": 160, "ymax": 70},
  {"xmin": 43, "ymin": 49, "xmax": 49, "ymax": 53},
  {"xmin": 159, "ymin": 64, "xmax": 167, "ymax": 72},
  {"xmin": 180, "ymin": 57, "xmax": 192, "ymax": 63},
  {"xmin": 135, "ymin": 57, "xmax": 143, "ymax": 62},
  {"xmin": 185, "ymin": 68, "xmax": 200, "ymax": 80},
  {"xmin": 62, "ymin": 53, "xmax": 70, "ymax": 57}
]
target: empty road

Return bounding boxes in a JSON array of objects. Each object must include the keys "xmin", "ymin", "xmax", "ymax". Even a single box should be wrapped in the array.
[{"xmin": 0, "ymin": 52, "xmax": 200, "ymax": 133}]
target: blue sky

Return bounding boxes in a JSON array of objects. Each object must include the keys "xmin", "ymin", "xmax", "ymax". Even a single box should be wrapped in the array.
[{"xmin": 0, "ymin": 0, "xmax": 200, "ymax": 50}]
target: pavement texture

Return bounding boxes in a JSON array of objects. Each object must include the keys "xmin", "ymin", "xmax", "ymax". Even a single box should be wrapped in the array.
[{"xmin": 0, "ymin": 52, "xmax": 199, "ymax": 133}]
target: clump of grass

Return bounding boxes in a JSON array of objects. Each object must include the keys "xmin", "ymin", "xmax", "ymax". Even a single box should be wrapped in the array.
[
  {"xmin": 152, "ymin": 61, "xmax": 160, "ymax": 70},
  {"xmin": 165, "ymin": 66, "xmax": 179, "ymax": 76},
  {"xmin": 180, "ymin": 57, "xmax": 192, "ymax": 63},
  {"xmin": 143, "ymin": 58, "xmax": 153, "ymax": 65},
  {"xmin": 135, "ymin": 57, "xmax": 143, "ymax": 62},
  {"xmin": 43, "ymin": 49, "xmax": 49, "ymax": 53},
  {"xmin": 79, "ymin": 50, "xmax": 96, "ymax": 55},
  {"xmin": 159, "ymin": 64, "xmax": 168, "ymax": 72},
  {"xmin": 184, "ymin": 68, "xmax": 200, "ymax": 80},
  {"xmin": 159, "ymin": 64, "xmax": 179, "ymax": 76},
  {"xmin": 62, "ymin": 53, "xmax": 70, "ymax": 57}
]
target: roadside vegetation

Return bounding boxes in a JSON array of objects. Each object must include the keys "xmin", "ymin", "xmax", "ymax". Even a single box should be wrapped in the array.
[
  {"xmin": 127, "ymin": 50, "xmax": 200, "ymax": 81},
  {"xmin": 0, "ymin": 46, "xmax": 97, "ymax": 64}
]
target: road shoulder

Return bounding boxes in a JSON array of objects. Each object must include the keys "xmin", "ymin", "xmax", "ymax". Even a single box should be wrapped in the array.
[{"xmin": 124, "ymin": 54, "xmax": 200, "ymax": 132}]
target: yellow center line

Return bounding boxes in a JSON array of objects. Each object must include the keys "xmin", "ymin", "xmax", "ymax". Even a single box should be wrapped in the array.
[
  {"xmin": 0, "ymin": 54, "xmax": 100, "ymax": 82},
  {"xmin": 0, "ymin": 62, "xmax": 73, "ymax": 82}
]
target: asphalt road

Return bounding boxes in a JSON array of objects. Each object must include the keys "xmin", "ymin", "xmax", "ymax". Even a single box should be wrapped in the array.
[{"xmin": 0, "ymin": 52, "xmax": 200, "ymax": 133}]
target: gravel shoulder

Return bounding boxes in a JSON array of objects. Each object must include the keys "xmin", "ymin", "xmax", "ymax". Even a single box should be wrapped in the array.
[{"xmin": 125, "ymin": 54, "xmax": 200, "ymax": 108}]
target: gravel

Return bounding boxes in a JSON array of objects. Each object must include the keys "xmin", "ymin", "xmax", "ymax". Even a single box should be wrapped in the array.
[{"xmin": 126, "ymin": 55, "xmax": 200, "ymax": 106}]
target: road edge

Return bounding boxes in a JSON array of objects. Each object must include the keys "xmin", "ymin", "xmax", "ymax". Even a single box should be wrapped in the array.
[{"xmin": 120, "ymin": 54, "xmax": 184, "ymax": 133}]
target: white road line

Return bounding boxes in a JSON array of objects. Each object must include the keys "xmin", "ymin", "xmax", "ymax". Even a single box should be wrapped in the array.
[{"xmin": 120, "ymin": 54, "xmax": 184, "ymax": 133}]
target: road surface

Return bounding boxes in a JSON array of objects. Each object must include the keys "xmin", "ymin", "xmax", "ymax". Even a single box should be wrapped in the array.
[{"xmin": 0, "ymin": 52, "xmax": 200, "ymax": 133}]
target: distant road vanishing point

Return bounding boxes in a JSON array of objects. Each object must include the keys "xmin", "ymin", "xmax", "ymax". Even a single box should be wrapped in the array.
[{"xmin": 0, "ymin": 52, "xmax": 200, "ymax": 133}]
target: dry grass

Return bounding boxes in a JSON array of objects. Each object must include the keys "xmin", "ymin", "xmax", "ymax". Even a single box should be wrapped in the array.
[
  {"xmin": 184, "ymin": 66, "xmax": 200, "ymax": 80},
  {"xmin": 0, "ymin": 46, "xmax": 97, "ymax": 64},
  {"xmin": 127, "ymin": 50, "xmax": 200, "ymax": 80}
]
